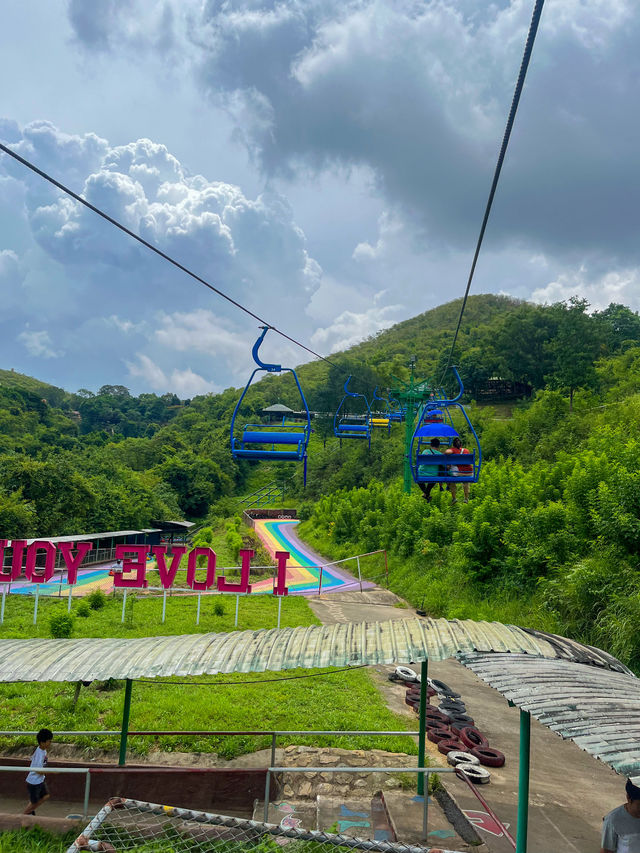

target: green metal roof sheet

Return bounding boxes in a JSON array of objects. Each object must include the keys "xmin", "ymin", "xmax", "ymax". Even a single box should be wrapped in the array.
[{"xmin": 0, "ymin": 617, "xmax": 561, "ymax": 683}]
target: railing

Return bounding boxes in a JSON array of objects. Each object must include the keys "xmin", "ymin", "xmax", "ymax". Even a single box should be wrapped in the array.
[
  {"xmin": 0, "ymin": 765, "xmax": 92, "ymax": 817},
  {"xmin": 0, "ymin": 728, "xmax": 507, "ymax": 843}
]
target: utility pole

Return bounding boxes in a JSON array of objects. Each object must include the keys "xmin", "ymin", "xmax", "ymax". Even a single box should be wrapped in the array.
[{"xmin": 391, "ymin": 357, "xmax": 434, "ymax": 495}]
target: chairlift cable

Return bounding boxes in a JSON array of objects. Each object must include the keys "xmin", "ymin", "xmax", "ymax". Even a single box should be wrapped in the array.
[
  {"xmin": 439, "ymin": 0, "xmax": 546, "ymax": 385},
  {"xmin": 0, "ymin": 141, "xmax": 342, "ymax": 372}
]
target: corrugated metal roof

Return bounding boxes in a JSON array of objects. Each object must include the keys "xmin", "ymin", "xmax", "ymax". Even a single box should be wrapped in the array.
[
  {"xmin": 459, "ymin": 652, "xmax": 640, "ymax": 777},
  {"xmin": 24, "ymin": 530, "xmax": 147, "ymax": 545},
  {"xmin": 0, "ymin": 617, "xmax": 559, "ymax": 683}
]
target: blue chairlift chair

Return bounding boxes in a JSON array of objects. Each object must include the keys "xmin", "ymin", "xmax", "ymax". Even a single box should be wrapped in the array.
[
  {"xmin": 411, "ymin": 367, "xmax": 481, "ymax": 486},
  {"xmin": 369, "ymin": 387, "xmax": 392, "ymax": 435},
  {"xmin": 230, "ymin": 327, "xmax": 312, "ymax": 485},
  {"xmin": 334, "ymin": 376, "xmax": 372, "ymax": 449}
]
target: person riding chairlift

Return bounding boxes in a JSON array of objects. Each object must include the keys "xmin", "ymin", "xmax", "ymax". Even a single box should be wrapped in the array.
[
  {"xmin": 446, "ymin": 436, "xmax": 472, "ymax": 504},
  {"xmin": 417, "ymin": 438, "xmax": 445, "ymax": 503}
]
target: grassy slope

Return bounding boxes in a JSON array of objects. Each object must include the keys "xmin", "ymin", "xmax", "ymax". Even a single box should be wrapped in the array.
[{"xmin": 0, "ymin": 594, "xmax": 415, "ymax": 759}]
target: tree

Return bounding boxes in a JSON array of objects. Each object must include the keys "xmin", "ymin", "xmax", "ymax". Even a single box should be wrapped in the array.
[{"xmin": 545, "ymin": 298, "xmax": 605, "ymax": 410}]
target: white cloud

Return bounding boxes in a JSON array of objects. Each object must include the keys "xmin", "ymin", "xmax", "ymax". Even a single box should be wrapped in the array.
[
  {"xmin": 311, "ymin": 302, "xmax": 403, "ymax": 354},
  {"xmin": 126, "ymin": 353, "xmax": 216, "ymax": 397},
  {"xmin": 17, "ymin": 329, "xmax": 60, "ymax": 359},
  {"xmin": 0, "ymin": 249, "xmax": 23, "ymax": 305},
  {"xmin": 107, "ymin": 315, "xmax": 146, "ymax": 334},
  {"xmin": 531, "ymin": 268, "xmax": 640, "ymax": 313}
]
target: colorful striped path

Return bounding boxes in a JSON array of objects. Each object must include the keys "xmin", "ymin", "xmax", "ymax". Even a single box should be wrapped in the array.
[{"xmin": 251, "ymin": 519, "xmax": 375, "ymax": 596}]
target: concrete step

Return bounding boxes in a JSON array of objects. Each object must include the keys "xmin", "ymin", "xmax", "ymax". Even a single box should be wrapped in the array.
[
  {"xmin": 384, "ymin": 789, "xmax": 484, "ymax": 850},
  {"xmin": 252, "ymin": 799, "xmax": 318, "ymax": 831},
  {"xmin": 316, "ymin": 793, "xmax": 395, "ymax": 841}
]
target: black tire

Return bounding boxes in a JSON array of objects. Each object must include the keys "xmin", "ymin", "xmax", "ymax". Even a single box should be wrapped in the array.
[
  {"xmin": 437, "ymin": 738, "xmax": 465, "ymax": 755},
  {"xmin": 439, "ymin": 698, "xmax": 466, "ymax": 711},
  {"xmin": 471, "ymin": 747, "xmax": 505, "ymax": 768},
  {"xmin": 428, "ymin": 678, "xmax": 461, "ymax": 698},
  {"xmin": 460, "ymin": 727, "xmax": 489, "ymax": 750},
  {"xmin": 427, "ymin": 727, "xmax": 452, "ymax": 744}
]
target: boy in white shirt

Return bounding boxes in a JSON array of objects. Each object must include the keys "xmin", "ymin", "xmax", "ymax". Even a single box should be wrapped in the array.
[{"xmin": 22, "ymin": 727, "xmax": 53, "ymax": 815}]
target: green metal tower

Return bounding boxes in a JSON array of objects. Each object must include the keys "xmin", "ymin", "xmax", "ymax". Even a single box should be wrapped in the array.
[{"xmin": 390, "ymin": 358, "xmax": 436, "ymax": 494}]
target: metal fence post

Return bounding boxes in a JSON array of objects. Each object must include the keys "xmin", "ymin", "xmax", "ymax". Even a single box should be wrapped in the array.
[
  {"xmin": 516, "ymin": 709, "xmax": 531, "ymax": 853},
  {"xmin": 33, "ymin": 585, "xmax": 40, "ymax": 625},
  {"xmin": 270, "ymin": 733, "xmax": 277, "ymax": 768},
  {"xmin": 84, "ymin": 770, "xmax": 91, "ymax": 817},
  {"xmin": 318, "ymin": 566, "xmax": 323, "ymax": 595},
  {"xmin": 67, "ymin": 587, "xmax": 73, "ymax": 612},
  {"xmin": 162, "ymin": 590, "xmax": 167, "ymax": 624},
  {"xmin": 196, "ymin": 593, "xmax": 201, "ymax": 626},
  {"xmin": 1, "ymin": 587, "xmax": 5, "ymax": 624},
  {"xmin": 121, "ymin": 589, "xmax": 127, "ymax": 623},
  {"xmin": 263, "ymin": 769, "xmax": 271, "ymax": 823},
  {"xmin": 422, "ymin": 770, "xmax": 429, "ymax": 840},
  {"xmin": 118, "ymin": 679, "xmax": 133, "ymax": 766},
  {"xmin": 356, "ymin": 556, "xmax": 362, "ymax": 593},
  {"xmin": 235, "ymin": 594, "xmax": 240, "ymax": 627},
  {"xmin": 417, "ymin": 659, "xmax": 428, "ymax": 795}
]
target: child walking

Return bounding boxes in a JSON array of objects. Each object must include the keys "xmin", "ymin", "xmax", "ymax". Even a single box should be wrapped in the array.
[{"xmin": 23, "ymin": 727, "xmax": 53, "ymax": 815}]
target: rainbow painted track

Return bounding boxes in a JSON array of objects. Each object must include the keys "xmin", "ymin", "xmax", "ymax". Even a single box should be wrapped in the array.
[
  {"xmin": 251, "ymin": 519, "xmax": 375, "ymax": 596},
  {"xmin": 8, "ymin": 565, "xmax": 116, "ymax": 597}
]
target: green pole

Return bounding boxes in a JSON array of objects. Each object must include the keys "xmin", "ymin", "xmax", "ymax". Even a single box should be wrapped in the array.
[
  {"xmin": 417, "ymin": 659, "xmax": 428, "ymax": 794},
  {"xmin": 403, "ymin": 402, "xmax": 415, "ymax": 495},
  {"xmin": 516, "ymin": 709, "xmax": 531, "ymax": 853},
  {"xmin": 119, "ymin": 678, "xmax": 133, "ymax": 766}
]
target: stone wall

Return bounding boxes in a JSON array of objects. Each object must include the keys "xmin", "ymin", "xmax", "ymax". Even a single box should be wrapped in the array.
[{"xmin": 277, "ymin": 746, "xmax": 416, "ymax": 800}]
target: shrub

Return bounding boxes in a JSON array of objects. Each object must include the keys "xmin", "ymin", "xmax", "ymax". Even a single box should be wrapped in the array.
[
  {"xmin": 49, "ymin": 613, "xmax": 73, "ymax": 639},
  {"xmin": 214, "ymin": 600, "xmax": 225, "ymax": 617},
  {"xmin": 87, "ymin": 589, "xmax": 107, "ymax": 610},
  {"xmin": 76, "ymin": 601, "xmax": 90, "ymax": 618}
]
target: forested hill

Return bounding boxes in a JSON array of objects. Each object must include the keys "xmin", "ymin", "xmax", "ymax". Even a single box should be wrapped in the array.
[{"xmin": 0, "ymin": 293, "xmax": 639, "ymax": 540}]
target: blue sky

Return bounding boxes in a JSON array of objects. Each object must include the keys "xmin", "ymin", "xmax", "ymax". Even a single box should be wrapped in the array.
[{"xmin": 0, "ymin": 0, "xmax": 638, "ymax": 396}]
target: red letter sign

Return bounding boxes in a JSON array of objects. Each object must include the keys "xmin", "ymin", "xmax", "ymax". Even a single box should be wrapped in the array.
[
  {"xmin": 114, "ymin": 545, "xmax": 148, "ymax": 588},
  {"xmin": 217, "ymin": 548, "xmax": 253, "ymax": 593},
  {"xmin": 187, "ymin": 548, "xmax": 216, "ymax": 591},
  {"xmin": 152, "ymin": 545, "xmax": 187, "ymax": 589},
  {"xmin": 273, "ymin": 551, "xmax": 289, "ymax": 596},
  {"xmin": 25, "ymin": 541, "xmax": 57, "ymax": 583},
  {"xmin": 58, "ymin": 542, "xmax": 93, "ymax": 585},
  {"xmin": 0, "ymin": 540, "xmax": 26, "ymax": 581}
]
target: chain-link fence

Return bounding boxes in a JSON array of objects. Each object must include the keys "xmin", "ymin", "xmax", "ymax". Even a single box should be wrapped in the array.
[{"xmin": 66, "ymin": 798, "xmax": 464, "ymax": 853}]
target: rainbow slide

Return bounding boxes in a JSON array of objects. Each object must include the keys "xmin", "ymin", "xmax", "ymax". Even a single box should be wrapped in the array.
[{"xmin": 251, "ymin": 519, "xmax": 374, "ymax": 596}]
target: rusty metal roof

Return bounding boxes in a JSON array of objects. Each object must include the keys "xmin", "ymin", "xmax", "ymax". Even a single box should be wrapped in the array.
[
  {"xmin": 459, "ymin": 652, "xmax": 640, "ymax": 777},
  {"xmin": 0, "ymin": 617, "xmax": 561, "ymax": 683}
]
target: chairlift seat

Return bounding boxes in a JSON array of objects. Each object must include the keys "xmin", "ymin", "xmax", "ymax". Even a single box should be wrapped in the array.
[{"xmin": 415, "ymin": 452, "xmax": 476, "ymax": 482}]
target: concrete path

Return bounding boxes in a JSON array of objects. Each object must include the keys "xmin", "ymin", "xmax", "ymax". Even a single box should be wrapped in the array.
[{"xmin": 305, "ymin": 565, "xmax": 625, "ymax": 852}]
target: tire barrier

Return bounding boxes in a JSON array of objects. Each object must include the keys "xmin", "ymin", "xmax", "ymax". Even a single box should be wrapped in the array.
[
  {"xmin": 428, "ymin": 678, "xmax": 461, "ymax": 698},
  {"xmin": 392, "ymin": 667, "xmax": 506, "ymax": 781},
  {"xmin": 427, "ymin": 727, "xmax": 453, "ymax": 744},
  {"xmin": 437, "ymin": 738, "xmax": 467, "ymax": 755},
  {"xmin": 460, "ymin": 726, "xmax": 490, "ymax": 750},
  {"xmin": 470, "ymin": 746, "xmax": 506, "ymax": 768},
  {"xmin": 395, "ymin": 666, "xmax": 418, "ymax": 682},
  {"xmin": 456, "ymin": 763, "xmax": 491, "ymax": 785},
  {"xmin": 447, "ymin": 750, "xmax": 477, "ymax": 767}
]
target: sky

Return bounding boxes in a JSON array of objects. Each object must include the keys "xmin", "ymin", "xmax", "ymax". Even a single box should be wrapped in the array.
[{"xmin": 0, "ymin": 0, "xmax": 638, "ymax": 397}]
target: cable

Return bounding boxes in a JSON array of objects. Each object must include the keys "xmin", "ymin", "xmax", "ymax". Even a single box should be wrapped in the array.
[
  {"xmin": 439, "ymin": 0, "xmax": 546, "ymax": 384},
  {"xmin": 134, "ymin": 664, "xmax": 367, "ymax": 686},
  {"xmin": 0, "ymin": 141, "xmax": 340, "ymax": 371}
]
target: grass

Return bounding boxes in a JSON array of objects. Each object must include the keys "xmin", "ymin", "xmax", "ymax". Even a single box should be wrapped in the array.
[
  {"xmin": 0, "ymin": 588, "xmax": 316, "ymax": 640},
  {"xmin": 0, "ymin": 593, "xmax": 416, "ymax": 760},
  {"xmin": 298, "ymin": 522, "xmax": 560, "ymax": 633},
  {"xmin": 0, "ymin": 827, "xmax": 77, "ymax": 852}
]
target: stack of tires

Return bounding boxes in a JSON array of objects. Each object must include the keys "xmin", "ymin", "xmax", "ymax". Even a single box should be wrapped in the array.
[{"xmin": 393, "ymin": 668, "xmax": 505, "ymax": 786}]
